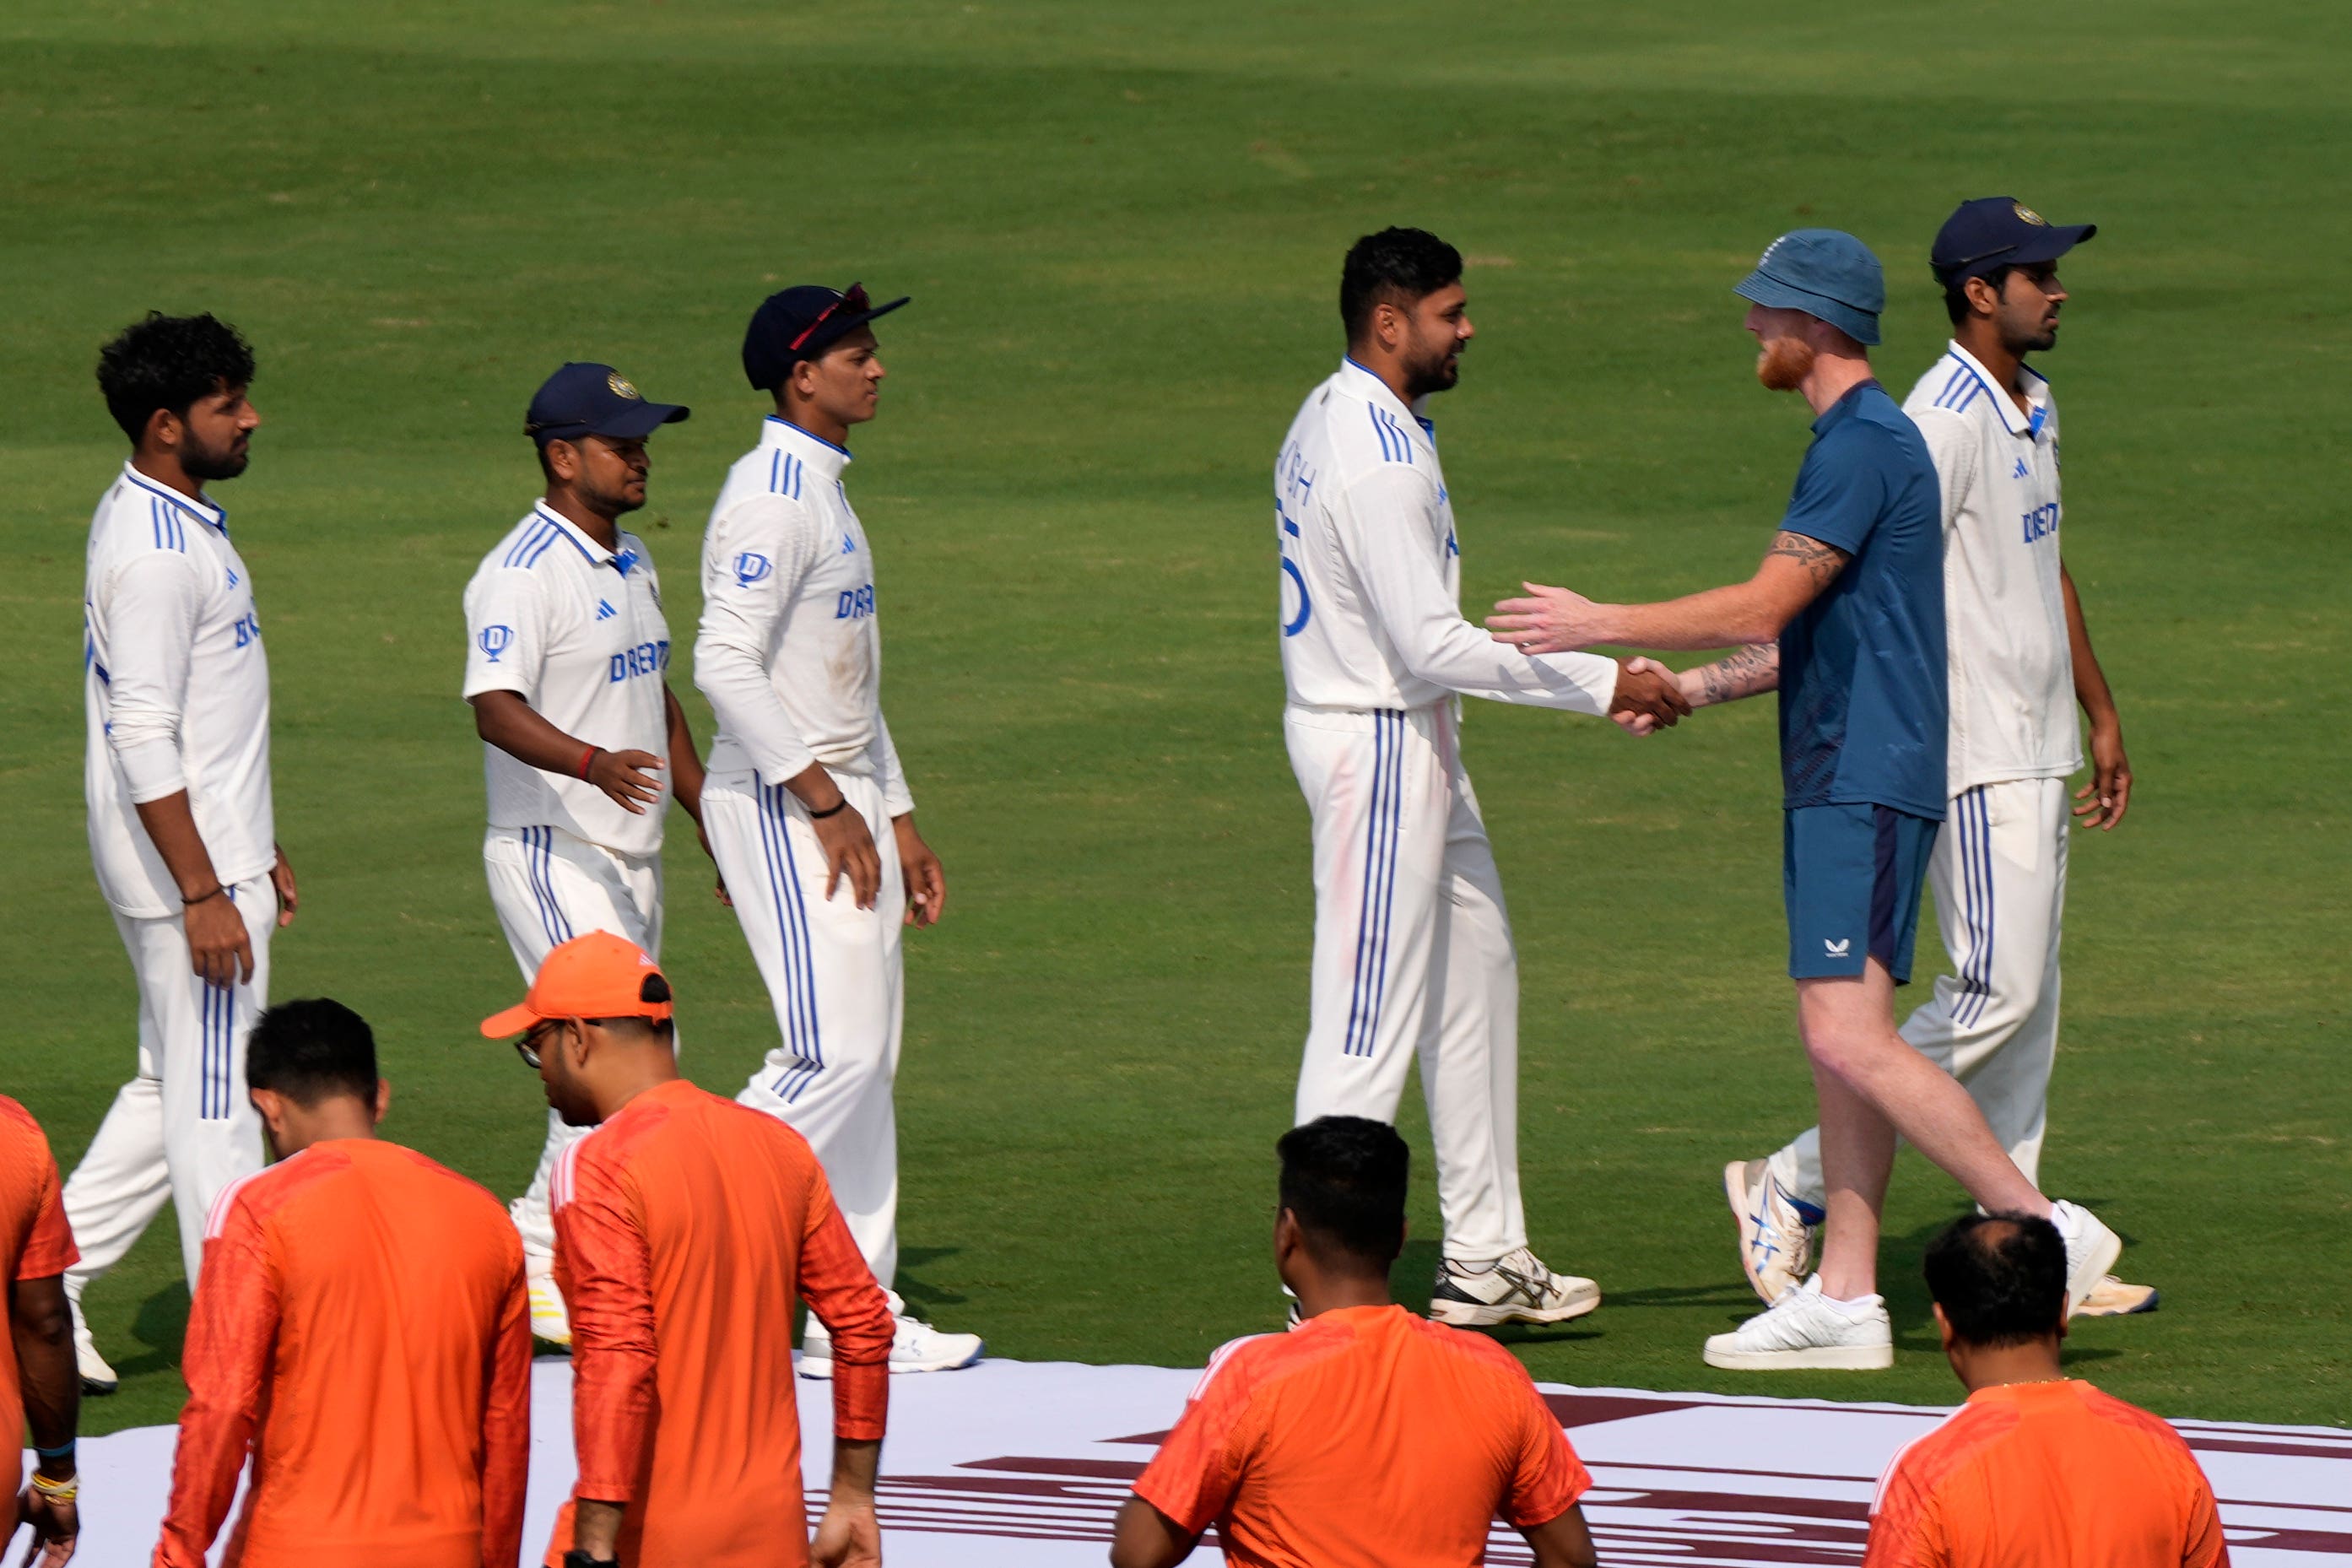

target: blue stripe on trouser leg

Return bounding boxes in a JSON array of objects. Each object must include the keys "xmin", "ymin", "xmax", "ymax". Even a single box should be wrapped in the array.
[
  {"xmin": 1359, "ymin": 712, "xmax": 1404, "ymax": 1056},
  {"xmin": 1342, "ymin": 712, "xmax": 1391, "ymax": 1057}
]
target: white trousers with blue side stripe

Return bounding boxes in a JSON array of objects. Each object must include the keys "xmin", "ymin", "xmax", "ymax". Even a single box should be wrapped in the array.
[
  {"xmin": 704, "ymin": 766, "xmax": 906, "ymax": 1290},
  {"xmin": 1769, "ymin": 775, "xmax": 2070, "ymax": 1207},
  {"xmin": 1287, "ymin": 703, "xmax": 1529, "ymax": 1264},
  {"xmin": 484, "ymin": 823, "xmax": 666, "ymax": 1263},
  {"xmin": 63, "ymin": 872, "xmax": 273, "ymax": 1298}
]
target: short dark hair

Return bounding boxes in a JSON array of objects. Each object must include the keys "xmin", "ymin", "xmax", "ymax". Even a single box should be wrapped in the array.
[
  {"xmin": 1277, "ymin": 1115, "xmax": 1408, "ymax": 1264},
  {"xmin": 589, "ymin": 971, "xmax": 675, "ymax": 1042},
  {"xmin": 1943, "ymin": 263, "xmax": 2019, "ymax": 326},
  {"xmin": 1340, "ymin": 227, "xmax": 1463, "ymax": 343},
  {"xmin": 246, "ymin": 998, "xmax": 378, "ymax": 1107},
  {"xmin": 1923, "ymin": 1212, "xmax": 2067, "ymax": 1347},
  {"xmin": 96, "ymin": 312, "xmax": 257, "ymax": 443}
]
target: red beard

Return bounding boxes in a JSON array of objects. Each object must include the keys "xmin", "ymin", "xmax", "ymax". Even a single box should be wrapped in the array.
[{"xmin": 1756, "ymin": 335, "xmax": 1815, "ymax": 392}]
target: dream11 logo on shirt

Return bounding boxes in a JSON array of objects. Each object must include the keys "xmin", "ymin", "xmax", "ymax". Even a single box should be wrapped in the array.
[
  {"xmin": 479, "ymin": 624, "xmax": 513, "ymax": 663},
  {"xmin": 733, "ymin": 552, "xmax": 772, "ymax": 588}
]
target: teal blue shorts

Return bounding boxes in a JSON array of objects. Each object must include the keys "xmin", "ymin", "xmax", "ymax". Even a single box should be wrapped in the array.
[{"xmin": 1782, "ymin": 803, "xmax": 1937, "ymax": 982}]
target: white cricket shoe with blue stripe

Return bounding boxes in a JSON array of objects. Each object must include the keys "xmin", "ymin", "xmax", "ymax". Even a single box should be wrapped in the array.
[
  {"xmin": 1428, "ymin": 1247, "xmax": 1600, "ymax": 1327},
  {"xmin": 1725, "ymin": 1158, "xmax": 1817, "ymax": 1305},
  {"xmin": 801, "ymin": 1300, "xmax": 984, "ymax": 1379}
]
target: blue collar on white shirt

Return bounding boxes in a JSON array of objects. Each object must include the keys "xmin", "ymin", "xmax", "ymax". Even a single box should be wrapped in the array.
[
  {"xmin": 529, "ymin": 501, "xmax": 637, "ymax": 573},
  {"xmin": 121, "ymin": 463, "xmax": 228, "ymax": 533},
  {"xmin": 760, "ymin": 414, "xmax": 854, "ymax": 479},
  {"xmin": 1338, "ymin": 357, "xmax": 1439, "ymax": 446},
  {"xmin": 1937, "ymin": 340, "xmax": 2050, "ymax": 441}
]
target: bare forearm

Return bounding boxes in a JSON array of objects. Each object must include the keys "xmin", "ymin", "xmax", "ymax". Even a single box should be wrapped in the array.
[
  {"xmin": 781, "ymin": 760, "xmax": 848, "ymax": 813},
  {"xmin": 469, "ymin": 689, "xmax": 603, "ymax": 777},
  {"xmin": 2061, "ymin": 565, "xmax": 2120, "ymax": 729},
  {"xmin": 1589, "ymin": 580, "xmax": 1789, "ymax": 651},
  {"xmin": 571, "ymin": 1498, "xmax": 626, "ymax": 1559},
  {"xmin": 12, "ymin": 1279, "xmax": 78, "ymax": 1473},
  {"xmin": 131, "ymin": 791, "xmax": 224, "ymax": 899},
  {"xmin": 662, "ymin": 686, "xmax": 706, "ymax": 819},
  {"xmin": 830, "ymin": 1436, "xmax": 880, "ymax": 1503},
  {"xmin": 1686, "ymin": 641, "xmax": 1782, "ymax": 708}
]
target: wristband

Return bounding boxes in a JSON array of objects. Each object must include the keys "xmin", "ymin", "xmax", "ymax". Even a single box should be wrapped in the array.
[
  {"xmin": 34, "ymin": 1441, "xmax": 74, "ymax": 1459},
  {"xmin": 579, "ymin": 745, "xmax": 602, "ymax": 781},
  {"xmin": 29, "ymin": 1473, "xmax": 77, "ymax": 1501},
  {"xmin": 182, "ymin": 885, "xmax": 225, "ymax": 906},
  {"xmin": 562, "ymin": 1553, "xmax": 619, "ymax": 1568},
  {"xmin": 807, "ymin": 796, "xmax": 849, "ymax": 819}
]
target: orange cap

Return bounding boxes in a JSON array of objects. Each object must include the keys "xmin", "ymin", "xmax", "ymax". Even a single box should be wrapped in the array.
[{"xmin": 480, "ymin": 931, "xmax": 673, "ymax": 1038}]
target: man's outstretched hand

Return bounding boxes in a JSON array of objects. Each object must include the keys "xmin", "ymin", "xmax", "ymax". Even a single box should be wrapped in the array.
[
  {"xmin": 1491, "ymin": 583, "xmax": 1609, "ymax": 654},
  {"xmin": 1610, "ymin": 657, "xmax": 1690, "ymax": 735}
]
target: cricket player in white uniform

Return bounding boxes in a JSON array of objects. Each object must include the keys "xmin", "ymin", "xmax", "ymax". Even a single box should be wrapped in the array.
[
  {"xmin": 1723, "ymin": 199, "xmax": 2153, "ymax": 1317},
  {"xmin": 68, "ymin": 313, "xmax": 296, "ymax": 1392},
  {"xmin": 461, "ymin": 361, "xmax": 707, "ymax": 1343},
  {"xmin": 1279, "ymin": 230, "xmax": 1690, "ymax": 1327},
  {"xmin": 695, "ymin": 283, "xmax": 979, "ymax": 1376}
]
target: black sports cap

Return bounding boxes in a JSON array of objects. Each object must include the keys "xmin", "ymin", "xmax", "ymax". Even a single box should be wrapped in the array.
[
  {"xmin": 1931, "ymin": 197, "xmax": 2095, "ymax": 288},
  {"xmin": 743, "ymin": 283, "xmax": 910, "ymax": 392},
  {"xmin": 524, "ymin": 363, "xmax": 689, "ymax": 446}
]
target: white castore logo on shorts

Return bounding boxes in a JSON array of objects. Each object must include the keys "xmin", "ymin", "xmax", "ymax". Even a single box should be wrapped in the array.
[{"xmin": 1825, "ymin": 938, "xmax": 1852, "ymax": 956}]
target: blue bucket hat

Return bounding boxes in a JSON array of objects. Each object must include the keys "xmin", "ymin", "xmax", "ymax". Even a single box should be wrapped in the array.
[{"xmin": 1733, "ymin": 229, "xmax": 1884, "ymax": 346}]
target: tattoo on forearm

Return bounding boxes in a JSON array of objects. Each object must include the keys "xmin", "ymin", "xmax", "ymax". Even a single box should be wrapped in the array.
[
  {"xmin": 1766, "ymin": 530, "xmax": 1851, "ymax": 590},
  {"xmin": 1697, "ymin": 641, "xmax": 1780, "ymax": 707}
]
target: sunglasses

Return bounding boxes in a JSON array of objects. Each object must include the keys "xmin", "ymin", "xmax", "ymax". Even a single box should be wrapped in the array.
[
  {"xmin": 787, "ymin": 284, "xmax": 871, "ymax": 353},
  {"xmin": 515, "ymin": 1017, "xmax": 572, "ymax": 1070}
]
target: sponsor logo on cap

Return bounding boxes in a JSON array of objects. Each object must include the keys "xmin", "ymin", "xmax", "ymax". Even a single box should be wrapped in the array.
[
  {"xmin": 608, "ymin": 372, "xmax": 641, "ymax": 400},
  {"xmin": 2014, "ymin": 203, "xmax": 2047, "ymax": 226}
]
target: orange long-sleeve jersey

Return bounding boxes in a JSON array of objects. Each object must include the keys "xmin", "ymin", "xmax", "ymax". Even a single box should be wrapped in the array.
[
  {"xmin": 1863, "ymin": 1379, "xmax": 2230, "ymax": 1568},
  {"xmin": 2, "ymin": 1095, "xmax": 78, "ymax": 1543},
  {"xmin": 154, "ymin": 1138, "xmax": 532, "ymax": 1568},
  {"xmin": 544, "ymin": 1078, "xmax": 894, "ymax": 1568}
]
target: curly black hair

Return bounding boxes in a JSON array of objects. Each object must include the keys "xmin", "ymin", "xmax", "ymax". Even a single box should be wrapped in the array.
[
  {"xmin": 95, "ymin": 311, "xmax": 257, "ymax": 443},
  {"xmin": 1339, "ymin": 227, "xmax": 1463, "ymax": 343},
  {"xmin": 1923, "ymin": 1211, "xmax": 2068, "ymax": 1347}
]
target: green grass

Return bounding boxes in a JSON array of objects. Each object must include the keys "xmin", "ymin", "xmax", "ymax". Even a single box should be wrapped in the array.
[{"xmin": 3, "ymin": 0, "xmax": 2344, "ymax": 1435}]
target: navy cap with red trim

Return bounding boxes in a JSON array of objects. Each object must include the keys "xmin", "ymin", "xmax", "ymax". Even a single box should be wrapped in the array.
[{"xmin": 742, "ymin": 283, "xmax": 910, "ymax": 392}]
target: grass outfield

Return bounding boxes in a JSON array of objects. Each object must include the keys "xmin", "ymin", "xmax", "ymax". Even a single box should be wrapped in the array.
[{"xmin": 3, "ymin": 1, "xmax": 2344, "ymax": 1436}]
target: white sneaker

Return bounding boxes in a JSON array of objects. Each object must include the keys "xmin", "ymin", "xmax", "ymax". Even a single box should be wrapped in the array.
[
  {"xmin": 2076, "ymin": 1273, "xmax": 2160, "ymax": 1317},
  {"xmin": 73, "ymin": 1309, "xmax": 119, "ymax": 1396},
  {"xmin": 801, "ymin": 1311, "xmax": 985, "ymax": 1379},
  {"xmin": 1428, "ymin": 1247, "xmax": 1600, "ymax": 1327},
  {"xmin": 523, "ymin": 1260, "xmax": 572, "ymax": 1346},
  {"xmin": 1724, "ymin": 1158, "xmax": 1817, "ymax": 1305},
  {"xmin": 1701, "ymin": 1275, "xmax": 1893, "ymax": 1371},
  {"xmin": 2049, "ymin": 1201, "xmax": 2123, "ymax": 1317}
]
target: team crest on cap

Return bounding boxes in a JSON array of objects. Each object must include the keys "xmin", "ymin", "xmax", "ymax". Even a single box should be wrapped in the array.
[
  {"xmin": 607, "ymin": 371, "xmax": 641, "ymax": 400},
  {"xmin": 2013, "ymin": 203, "xmax": 2048, "ymax": 226}
]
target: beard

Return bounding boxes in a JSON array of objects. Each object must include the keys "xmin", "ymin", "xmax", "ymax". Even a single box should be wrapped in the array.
[
  {"xmin": 1755, "ymin": 334, "xmax": 1815, "ymax": 392},
  {"xmin": 2007, "ymin": 316, "xmax": 2059, "ymax": 354},
  {"xmin": 585, "ymin": 477, "xmax": 646, "ymax": 517},
  {"xmin": 1401, "ymin": 339, "xmax": 1463, "ymax": 401},
  {"xmin": 180, "ymin": 431, "xmax": 250, "ymax": 481}
]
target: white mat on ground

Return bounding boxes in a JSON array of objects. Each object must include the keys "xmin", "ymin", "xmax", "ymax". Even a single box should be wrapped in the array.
[{"xmin": 24, "ymin": 1355, "xmax": 2351, "ymax": 1565}]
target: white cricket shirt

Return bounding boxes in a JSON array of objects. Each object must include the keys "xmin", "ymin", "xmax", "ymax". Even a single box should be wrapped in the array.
[
  {"xmin": 83, "ymin": 463, "xmax": 275, "ymax": 918},
  {"xmin": 694, "ymin": 418, "xmax": 913, "ymax": 814},
  {"xmin": 1275, "ymin": 359, "xmax": 1619, "ymax": 716},
  {"xmin": 461, "ymin": 502, "xmax": 675, "ymax": 858},
  {"xmin": 1903, "ymin": 342, "xmax": 2082, "ymax": 795}
]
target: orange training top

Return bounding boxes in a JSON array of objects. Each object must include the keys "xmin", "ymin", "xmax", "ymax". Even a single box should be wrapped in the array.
[
  {"xmin": 1863, "ymin": 1379, "xmax": 2230, "ymax": 1568},
  {"xmin": 1, "ymin": 1096, "xmax": 78, "ymax": 1536},
  {"xmin": 155, "ymin": 1138, "xmax": 532, "ymax": 1568},
  {"xmin": 544, "ymin": 1079, "xmax": 894, "ymax": 1568},
  {"xmin": 1133, "ymin": 1303, "xmax": 1592, "ymax": 1568}
]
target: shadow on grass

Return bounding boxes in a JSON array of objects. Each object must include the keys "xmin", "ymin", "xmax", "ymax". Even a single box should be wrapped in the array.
[
  {"xmin": 894, "ymin": 1246, "xmax": 968, "ymax": 1311},
  {"xmin": 121, "ymin": 1284, "xmax": 191, "ymax": 1381}
]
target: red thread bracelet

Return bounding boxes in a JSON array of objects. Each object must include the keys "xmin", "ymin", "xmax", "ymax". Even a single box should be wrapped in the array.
[{"xmin": 579, "ymin": 745, "xmax": 601, "ymax": 781}]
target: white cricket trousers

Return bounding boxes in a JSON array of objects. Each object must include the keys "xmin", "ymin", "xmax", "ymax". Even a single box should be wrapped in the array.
[
  {"xmin": 1288, "ymin": 704, "xmax": 1527, "ymax": 1263},
  {"xmin": 484, "ymin": 825, "xmax": 664, "ymax": 1263},
  {"xmin": 1768, "ymin": 775, "xmax": 2069, "ymax": 1206},
  {"xmin": 704, "ymin": 768, "xmax": 906, "ymax": 1287},
  {"xmin": 63, "ymin": 873, "xmax": 273, "ymax": 1300}
]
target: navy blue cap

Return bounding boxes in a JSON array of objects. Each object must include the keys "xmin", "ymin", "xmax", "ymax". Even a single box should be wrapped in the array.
[
  {"xmin": 743, "ymin": 283, "xmax": 910, "ymax": 392},
  {"xmin": 1733, "ymin": 230, "xmax": 1885, "ymax": 346},
  {"xmin": 524, "ymin": 364, "xmax": 689, "ymax": 445},
  {"xmin": 1931, "ymin": 197, "xmax": 2095, "ymax": 287}
]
